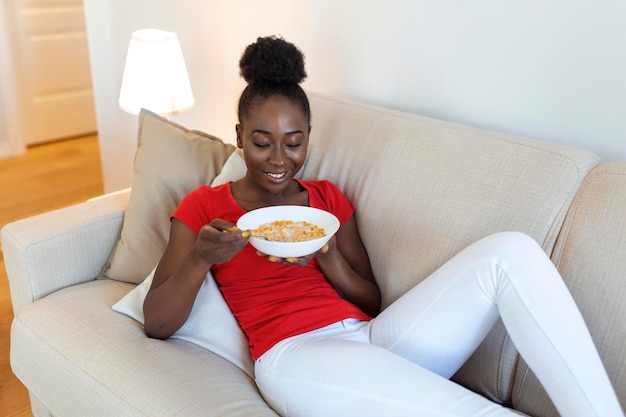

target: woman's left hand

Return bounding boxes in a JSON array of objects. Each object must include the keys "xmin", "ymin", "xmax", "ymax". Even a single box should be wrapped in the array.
[{"xmin": 256, "ymin": 236, "xmax": 336, "ymax": 267}]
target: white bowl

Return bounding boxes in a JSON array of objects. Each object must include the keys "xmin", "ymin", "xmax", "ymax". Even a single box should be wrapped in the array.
[{"xmin": 237, "ymin": 205, "xmax": 340, "ymax": 258}]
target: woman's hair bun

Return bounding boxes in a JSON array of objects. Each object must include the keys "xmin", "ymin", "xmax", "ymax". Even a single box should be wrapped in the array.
[{"xmin": 239, "ymin": 36, "xmax": 307, "ymax": 85}]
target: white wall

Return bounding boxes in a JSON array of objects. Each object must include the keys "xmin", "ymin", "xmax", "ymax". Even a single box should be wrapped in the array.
[{"xmin": 85, "ymin": 0, "xmax": 626, "ymax": 193}]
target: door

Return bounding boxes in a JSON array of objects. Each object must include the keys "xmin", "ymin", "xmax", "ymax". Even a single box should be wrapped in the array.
[{"xmin": 7, "ymin": 0, "xmax": 96, "ymax": 145}]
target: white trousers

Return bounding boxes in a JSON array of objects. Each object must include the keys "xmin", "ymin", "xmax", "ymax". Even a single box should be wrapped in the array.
[{"xmin": 254, "ymin": 232, "xmax": 624, "ymax": 417}]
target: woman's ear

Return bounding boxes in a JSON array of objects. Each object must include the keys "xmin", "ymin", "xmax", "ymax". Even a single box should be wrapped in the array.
[{"xmin": 236, "ymin": 124, "xmax": 243, "ymax": 148}]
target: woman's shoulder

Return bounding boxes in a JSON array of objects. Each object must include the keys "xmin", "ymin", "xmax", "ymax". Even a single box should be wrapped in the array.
[
  {"xmin": 297, "ymin": 179, "xmax": 343, "ymax": 194},
  {"xmin": 186, "ymin": 182, "xmax": 229, "ymax": 197},
  {"xmin": 297, "ymin": 179, "xmax": 353, "ymax": 222},
  {"xmin": 174, "ymin": 182, "xmax": 238, "ymax": 229},
  {"xmin": 178, "ymin": 183, "xmax": 230, "ymax": 208}
]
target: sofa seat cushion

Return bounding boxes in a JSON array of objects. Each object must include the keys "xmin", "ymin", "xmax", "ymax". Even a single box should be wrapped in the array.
[{"xmin": 10, "ymin": 279, "xmax": 278, "ymax": 417}]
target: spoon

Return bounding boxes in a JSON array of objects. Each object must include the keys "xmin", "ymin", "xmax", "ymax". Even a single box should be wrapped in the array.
[{"xmin": 246, "ymin": 231, "xmax": 288, "ymax": 242}]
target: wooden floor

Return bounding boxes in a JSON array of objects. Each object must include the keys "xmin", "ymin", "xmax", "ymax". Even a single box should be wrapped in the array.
[{"xmin": 0, "ymin": 135, "xmax": 104, "ymax": 416}]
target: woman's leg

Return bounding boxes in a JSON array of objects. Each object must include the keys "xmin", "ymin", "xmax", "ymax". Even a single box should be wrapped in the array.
[
  {"xmin": 370, "ymin": 231, "xmax": 623, "ymax": 417},
  {"xmin": 255, "ymin": 320, "xmax": 519, "ymax": 417}
]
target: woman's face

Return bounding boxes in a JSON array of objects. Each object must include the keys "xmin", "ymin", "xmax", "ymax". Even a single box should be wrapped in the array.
[{"xmin": 237, "ymin": 95, "xmax": 310, "ymax": 195}]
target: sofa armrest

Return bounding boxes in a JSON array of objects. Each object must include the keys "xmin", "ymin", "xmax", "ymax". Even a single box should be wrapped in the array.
[{"xmin": 1, "ymin": 190, "xmax": 130, "ymax": 315}]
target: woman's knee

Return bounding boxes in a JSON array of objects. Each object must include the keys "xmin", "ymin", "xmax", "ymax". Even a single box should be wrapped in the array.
[{"xmin": 478, "ymin": 231, "xmax": 543, "ymax": 255}]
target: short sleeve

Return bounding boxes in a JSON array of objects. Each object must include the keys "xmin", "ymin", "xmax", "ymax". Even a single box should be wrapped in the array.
[
  {"xmin": 171, "ymin": 186, "xmax": 213, "ymax": 234},
  {"xmin": 302, "ymin": 180, "xmax": 354, "ymax": 225}
]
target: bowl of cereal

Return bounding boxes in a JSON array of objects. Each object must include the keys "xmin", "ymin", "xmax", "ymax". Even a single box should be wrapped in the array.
[{"xmin": 237, "ymin": 205, "xmax": 340, "ymax": 258}]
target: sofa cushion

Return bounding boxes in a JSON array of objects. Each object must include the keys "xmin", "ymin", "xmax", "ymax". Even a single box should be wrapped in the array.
[
  {"xmin": 301, "ymin": 92, "xmax": 601, "ymax": 404},
  {"xmin": 110, "ymin": 149, "xmax": 253, "ymax": 377},
  {"xmin": 512, "ymin": 161, "xmax": 626, "ymax": 416},
  {"xmin": 101, "ymin": 109, "xmax": 235, "ymax": 284},
  {"xmin": 113, "ymin": 268, "xmax": 253, "ymax": 377},
  {"xmin": 11, "ymin": 279, "xmax": 278, "ymax": 417}
]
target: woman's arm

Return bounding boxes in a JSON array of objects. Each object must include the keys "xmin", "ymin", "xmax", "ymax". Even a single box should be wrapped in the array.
[
  {"xmin": 271, "ymin": 214, "xmax": 380, "ymax": 316},
  {"xmin": 143, "ymin": 218, "xmax": 248, "ymax": 339},
  {"xmin": 316, "ymin": 214, "xmax": 381, "ymax": 316}
]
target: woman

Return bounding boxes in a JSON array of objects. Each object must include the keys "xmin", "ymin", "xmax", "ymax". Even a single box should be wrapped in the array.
[{"xmin": 143, "ymin": 36, "xmax": 623, "ymax": 417}]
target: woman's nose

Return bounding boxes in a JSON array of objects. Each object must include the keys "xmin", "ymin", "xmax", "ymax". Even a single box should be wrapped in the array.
[{"xmin": 268, "ymin": 147, "xmax": 286, "ymax": 166}]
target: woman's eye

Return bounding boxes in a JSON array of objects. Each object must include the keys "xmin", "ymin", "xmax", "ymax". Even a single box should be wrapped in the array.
[
  {"xmin": 286, "ymin": 143, "xmax": 302, "ymax": 148},
  {"xmin": 254, "ymin": 142, "xmax": 270, "ymax": 148}
]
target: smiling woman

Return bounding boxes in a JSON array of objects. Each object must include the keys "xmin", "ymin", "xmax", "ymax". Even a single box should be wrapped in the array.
[
  {"xmin": 142, "ymin": 34, "xmax": 379, "ymax": 363},
  {"xmin": 140, "ymin": 36, "xmax": 624, "ymax": 417}
]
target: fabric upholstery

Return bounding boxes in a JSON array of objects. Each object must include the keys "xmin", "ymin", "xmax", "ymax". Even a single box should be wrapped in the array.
[
  {"xmin": 301, "ymin": 93, "xmax": 601, "ymax": 404},
  {"xmin": 101, "ymin": 109, "xmax": 235, "ymax": 284},
  {"xmin": 112, "ymin": 268, "xmax": 253, "ymax": 377},
  {"xmin": 1, "ymin": 191, "xmax": 129, "ymax": 314},
  {"xmin": 11, "ymin": 279, "xmax": 278, "ymax": 417},
  {"xmin": 5, "ymin": 92, "xmax": 617, "ymax": 417},
  {"xmin": 111, "ymin": 149, "xmax": 253, "ymax": 375},
  {"xmin": 513, "ymin": 161, "xmax": 626, "ymax": 416}
]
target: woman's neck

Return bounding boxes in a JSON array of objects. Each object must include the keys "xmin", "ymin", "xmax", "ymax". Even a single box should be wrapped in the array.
[{"xmin": 230, "ymin": 178, "xmax": 309, "ymax": 211}]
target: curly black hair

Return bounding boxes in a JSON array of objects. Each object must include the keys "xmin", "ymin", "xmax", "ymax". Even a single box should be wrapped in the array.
[{"xmin": 237, "ymin": 36, "xmax": 311, "ymax": 126}]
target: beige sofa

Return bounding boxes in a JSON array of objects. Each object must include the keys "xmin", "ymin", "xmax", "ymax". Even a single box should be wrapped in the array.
[{"xmin": 3, "ymin": 93, "xmax": 625, "ymax": 416}]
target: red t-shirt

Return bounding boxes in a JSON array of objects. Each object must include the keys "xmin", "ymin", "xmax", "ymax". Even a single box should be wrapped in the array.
[{"xmin": 172, "ymin": 179, "xmax": 372, "ymax": 359}]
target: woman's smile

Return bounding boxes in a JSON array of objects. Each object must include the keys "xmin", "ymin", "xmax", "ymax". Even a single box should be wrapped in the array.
[{"xmin": 265, "ymin": 170, "xmax": 288, "ymax": 180}]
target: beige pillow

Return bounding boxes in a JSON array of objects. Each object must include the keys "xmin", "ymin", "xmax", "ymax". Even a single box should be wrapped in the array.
[{"xmin": 101, "ymin": 109, "xmax": 236, "ymax": 284}]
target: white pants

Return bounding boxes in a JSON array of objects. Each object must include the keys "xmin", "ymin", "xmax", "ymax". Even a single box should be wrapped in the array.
[{"xmin": 255, "ymin": 232, "xmax": 624, "ymax": 417}]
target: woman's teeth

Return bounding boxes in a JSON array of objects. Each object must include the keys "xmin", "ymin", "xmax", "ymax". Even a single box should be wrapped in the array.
[{"xmin": 267, "ymin": 172, "xmax": 286, "ymax": 179}]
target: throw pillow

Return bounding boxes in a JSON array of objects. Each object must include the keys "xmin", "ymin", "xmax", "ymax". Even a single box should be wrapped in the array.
[
  {"xmin": 211, "ymin": 147, "xmax": 246, "ymax": 184},
  {"xmin": 100, "ymin": 109, "xmax": 235, "ymax": 284},
  {"xmin": 113, "ymin": 149, "xmax": 252, "ymax": 375},
  {"xmin": 112, "ymin": 268, "xmax": 254, "ymax": 377}
]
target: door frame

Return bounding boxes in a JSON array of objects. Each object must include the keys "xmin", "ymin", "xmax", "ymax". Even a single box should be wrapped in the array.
[{"xmin": 0, "ymin": 1, "xmax": 26, "ymax": 158}]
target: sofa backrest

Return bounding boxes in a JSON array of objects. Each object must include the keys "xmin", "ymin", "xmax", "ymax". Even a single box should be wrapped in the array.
[
  {"xmin": 512, "ymin": 161, "xmax": 626, "ymax": 416},
  {"xmin": 301, "ymin": 92, "xmax": 601, "ymax": 404}
]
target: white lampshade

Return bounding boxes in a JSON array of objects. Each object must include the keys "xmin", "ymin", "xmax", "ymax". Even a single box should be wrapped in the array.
[{"xmin": 119, "ymin": 29, "xmax": 195, "ymax": 116}]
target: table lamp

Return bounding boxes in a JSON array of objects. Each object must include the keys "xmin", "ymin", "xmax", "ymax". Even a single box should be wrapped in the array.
[{"xmin": 119, "ymin": 29, "xmax": 194, "ymax": 117}]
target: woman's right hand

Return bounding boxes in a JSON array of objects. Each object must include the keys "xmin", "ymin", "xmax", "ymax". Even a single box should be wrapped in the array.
[
  {"xmin": 193, "ymin": 219, "xmax": 249, "ymax": 266},
  {"xmin": 144, "ymin": 218, "xmax": 249, "ymax": 339}
]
